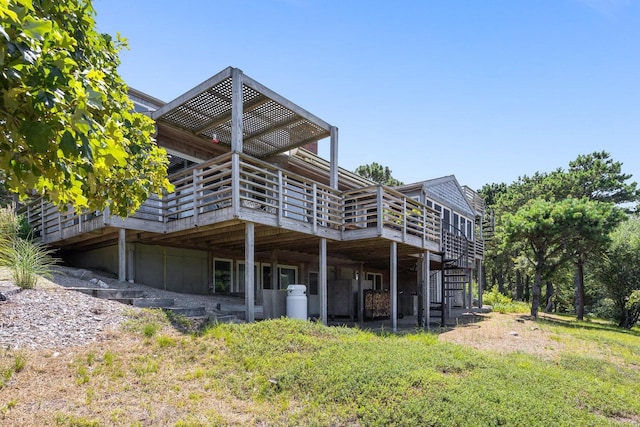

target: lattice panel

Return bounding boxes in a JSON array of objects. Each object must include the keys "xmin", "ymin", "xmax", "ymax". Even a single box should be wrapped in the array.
[{"xmin": 156, "ymin": 71, "xmax": 330, "ymax": 158}]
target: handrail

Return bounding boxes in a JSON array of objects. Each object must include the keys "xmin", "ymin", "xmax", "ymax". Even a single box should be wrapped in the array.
[
  {"xmin": 343, "ymin": 184, "xmax": 441, "ymax": 246},
  {"xmin": 19, "ymin": 154, "xmax": 443, "ymax": 249}
]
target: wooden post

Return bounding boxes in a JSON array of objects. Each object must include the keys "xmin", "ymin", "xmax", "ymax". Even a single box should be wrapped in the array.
[
  {"xmin": 441, "ymin": 268, "xmax": 446, "ymax": 326},
  {"xmin": 245, "ymin": 222, "xmax": 255, "ymax": 322},
  {"xmin": 358, "ymin": 263, "xmax": 365, "ymax": 323},
  {"xmin": 391, "ymin": 241, "xmax": 398, "ymax": 332},
  {"xmin": 103, "ymin": 206, "xmax": 110, "ymax": 226},
  {"xmin": 276, "ymin": 170, "xmax": 283, "ymax": 226},
  {"xmin": 319, "ymin": 237, "xmax": 327, "ymax": 325},
  {"xmin": 232, "ymin": 153, "xmax": 240, "ymax": 217},
  {"xmin": 329, "ymin": 126, "xmax": 338, "ymax": 189},
  {"xmin": 193, "ymin": 169, "xmax": 200, "ymax": 225},
  {"xmin": 127, "ymin": 244, "xmax": 135, "ymax": 283},
  {"xmin": 118, "ymin": 228, "xmax": 126, "ymax": 282},
  {"xmin": 402, "ymin": 196, "xmax": 407, "ymax": 242},
  {"xmin": 425, "ymin": 252, "xmax": 431, "ymax": 330},
  {"xmin": 231, "ymin": 68, "xmax": 243, "ymax": 153},
  {"xmin": 312, "ymin": 183, "xmax": 318, "ymax": 234},
  {"xmin": 376, "ymin": 186, "xmax": 383, "ymax": 235},
  {"xmin": 477, "ymin": 259, "xmax": 483, "ymax": 307}
]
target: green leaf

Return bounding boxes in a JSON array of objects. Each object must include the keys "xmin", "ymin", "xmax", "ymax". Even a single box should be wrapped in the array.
[
  {"xmin": 21, "ymin": 121, "xmax": 52, "ymax": 154},
  {"xmin": 22, "ymin": 15, "xmax": 51, "ymax": 41},
  {"xmin": 59, "ymin": 130, "xmax": 78, "ymax": 157}
]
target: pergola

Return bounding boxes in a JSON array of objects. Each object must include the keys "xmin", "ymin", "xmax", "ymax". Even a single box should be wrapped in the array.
[{"xmin": 152, "ymin": 66, "xmax": 339, "ymax": 186}]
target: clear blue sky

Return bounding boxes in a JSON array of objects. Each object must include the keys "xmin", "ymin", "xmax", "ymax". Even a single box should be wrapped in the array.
[{"xmin": 94, "ymin": 0, "xmax": 640, "ymax": 191}]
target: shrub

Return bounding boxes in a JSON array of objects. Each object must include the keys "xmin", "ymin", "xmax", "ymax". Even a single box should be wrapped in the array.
[
  {"xmin": 588, "ymin": 298, "xmax": 616, "ymax": 321},
  {"xmin": 483, "ymin": 286, "xmax": 513, "ymax": 306},
  {"xmin": 0, "ymin": 207, "xmax": 57, "ymax": 289},
  {"xmin": 482, "ymin": 286, "xmax": 529, "ymax": 313},
  {"xmin": 622, "ymin": 290, "xmax": 640, "ymax": 329}
]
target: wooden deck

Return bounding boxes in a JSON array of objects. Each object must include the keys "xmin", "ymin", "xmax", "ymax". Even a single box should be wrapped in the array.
[{"xmin": 19, "ymin": 152, "xmax": 445, "ymax": 267}]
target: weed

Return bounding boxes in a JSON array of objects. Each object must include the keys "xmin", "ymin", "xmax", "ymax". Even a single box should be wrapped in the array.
[
  {"xmin": 143, "ymin": 322, "xmax": 159, "ymax": 338},
  {"xmin": 103, "ymin": 351, "xmax": 114, "ymax": 367},
  {"xmin": 156, "ymin": 335, "xmax": 176, "ymax": 348},
  {"xmin": 0, "ymin": 399, "xmax": 17, "ymax": 417},
  {"xmin": 54, "ymin": 413, "xmax": 101, "ymax": 426},
  {"xmin": 75, "ymin": 364, "xmax": 90, "ymax": 385}
]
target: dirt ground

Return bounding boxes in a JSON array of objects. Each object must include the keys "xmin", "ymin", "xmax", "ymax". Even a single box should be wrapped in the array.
[{"xmin": 438, "ymin": 312, "xmax": 567, "ymax": 358}]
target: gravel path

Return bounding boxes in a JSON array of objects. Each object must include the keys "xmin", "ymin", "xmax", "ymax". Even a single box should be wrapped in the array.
[{"xmin": 0, "ymin": 266, "xmax": 244, "ymax": 350}]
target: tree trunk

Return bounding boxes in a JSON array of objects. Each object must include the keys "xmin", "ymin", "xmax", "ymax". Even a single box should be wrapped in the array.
[
  {"xmin": 531, "ymin": 269, "xmax": 542, "ymax": 319},
  {"xmin": 575, "ymin": 259, "xmax": 585, "ymax": 321},
  {"xmin": 497, "ymin": 273, "xmax": 505, "ymax": 294},
  {"xmin": 515, "ymin": 270, "xmax": 523, "ymax": 301},
  {"xmin": 545, "ymin": 281, "xmax": 554, "ymax": 313},
  {"xmin": 524, "ymin": 275, "xmax": 530, "ymax": 303}
]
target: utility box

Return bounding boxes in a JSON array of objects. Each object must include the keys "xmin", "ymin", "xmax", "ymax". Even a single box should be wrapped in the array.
[{"xmin": 286, "ymin": 284, "xmax": 307, "ymax": 320}]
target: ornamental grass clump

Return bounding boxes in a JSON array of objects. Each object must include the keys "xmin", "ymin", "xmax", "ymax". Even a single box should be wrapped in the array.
[{"xmin": 0, "ymin": 207, "xmax": 57, "ymax": 289}]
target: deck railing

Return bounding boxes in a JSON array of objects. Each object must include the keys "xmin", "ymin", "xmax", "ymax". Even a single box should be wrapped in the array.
[
  {"xmin": 342, "ymin": 185, "xmax": 441, "ymax": 245},
  {"xmin": 463, "ymin": 185, "xmax": 484, "ymax": 217},
  {"xmin": 18, "ymin": 153, "xmax": 440, "ymax": 248}
]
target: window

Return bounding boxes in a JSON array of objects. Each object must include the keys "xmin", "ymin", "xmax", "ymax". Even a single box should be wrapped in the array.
[
  {"xmin": 262, "ymin": 264, "xmax": 272, "ymax": 290},
  {"xmin": 366, "ymin": 273, "xmax": 383, "ymax": 291},
  {"xmin": 442, "ymin": 209, "xmax": 451, "ymax": 232},
  {"xmin": 261, "ymin": 264, "xmax": 299, "ymax": 289},
  {"xmin": 308, "ymin": 271, "xmax": 319, "ymax": 295},
  {"xmin": 279, "ymin": 265, "xmax": 298, "ymax": 289},
  {"xmin": 236, "ymin": 262, "xmax": 259, "ymax": 293},
  {"xmin": 453, "ymin": 213, "xmax": 460, "ymax": 234},
  {"xmin": 213, "ymin": 259, "xmax": 232, "ymax": 293}
]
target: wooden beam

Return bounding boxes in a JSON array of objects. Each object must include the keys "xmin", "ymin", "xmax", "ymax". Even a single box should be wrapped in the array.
[
  {"xmin": 231, "ymin": 68, "xmax": 243, "ymax": 153},
  {"xmin": 319, "ymin": 237, "xmax": 327, "ymax": 325},
  {"xmin": 118, "ymin": 228, "xmax": 126, "ymax": 282},
  {"xmin": 127, "ymin": 243, "xmax": 135, "ymax": 283},
  {"xmin": 390, "ymin": 241, "xmax": 397, "ymax": 332},
  {"xmin": 330, "ymin": 126, "xmax": 338, "ymax": 189},
  {"xmin": 245, "ymin": 222, "xmax": 255, "ymax": 322},
  {"xmin": 424, "ymin": 252, "xmax": 430, "ymax": 330},
  {"xmin": 358, "ymin": 263, "xmax": 364, "ymax": 323}
]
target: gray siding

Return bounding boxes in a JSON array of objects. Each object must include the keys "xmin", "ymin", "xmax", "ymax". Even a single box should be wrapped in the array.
[{"xmin": 135, "ymin": 244, "xmax": 209, "ymax": 294}]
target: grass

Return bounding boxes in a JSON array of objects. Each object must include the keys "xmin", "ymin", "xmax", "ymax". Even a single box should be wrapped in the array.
[
  {"xmin": 0, "ymin": 311, "xmax": 639, "ymax": 426},
  {"xmin": 0, "ymin": 207, "xmax": 57, "ymax": 289}
]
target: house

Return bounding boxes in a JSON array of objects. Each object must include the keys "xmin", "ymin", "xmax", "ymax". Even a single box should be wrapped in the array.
[{"xmin": 19, "ymin": 67, "xmax": 485, "ymax": 330}]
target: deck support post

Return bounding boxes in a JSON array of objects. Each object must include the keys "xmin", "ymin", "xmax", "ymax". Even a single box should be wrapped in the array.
[
  {"xmin": 468, "ymin": 270, "xmax": 473, "ymax": 310},
  {"xmin": 477, "ymin": 259, "xmax": 483, "ymax": 307},
  {"xmin": 358, "ymin": 263, "xmax": 364, "ymax": 323},
  {"xmin": 319, "ymin": 237, "xmax": 327, "ymax": 325},
  {"xmin": 391, "ymin": 241, "xmax": 397, "ymax": 332},
  {"xmin": 127, "ymin": 244, "xmax": 135, "ymax": 283},
  {"xmin": 424, "ymin": 252, "xmax": 431, "ymax": 330},
  {"xmin": 118, "ymin": 228, "xmax": 126, "ymax": 282},
  {"xmin": 245, "ymin": 222, "xmax": 255, "ymax": 322}
]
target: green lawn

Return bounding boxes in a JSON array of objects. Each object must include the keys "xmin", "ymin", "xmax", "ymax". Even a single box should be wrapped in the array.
[{"xmin": 1, "ymin": 312, "xmax": 639, "ymax": 426}]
